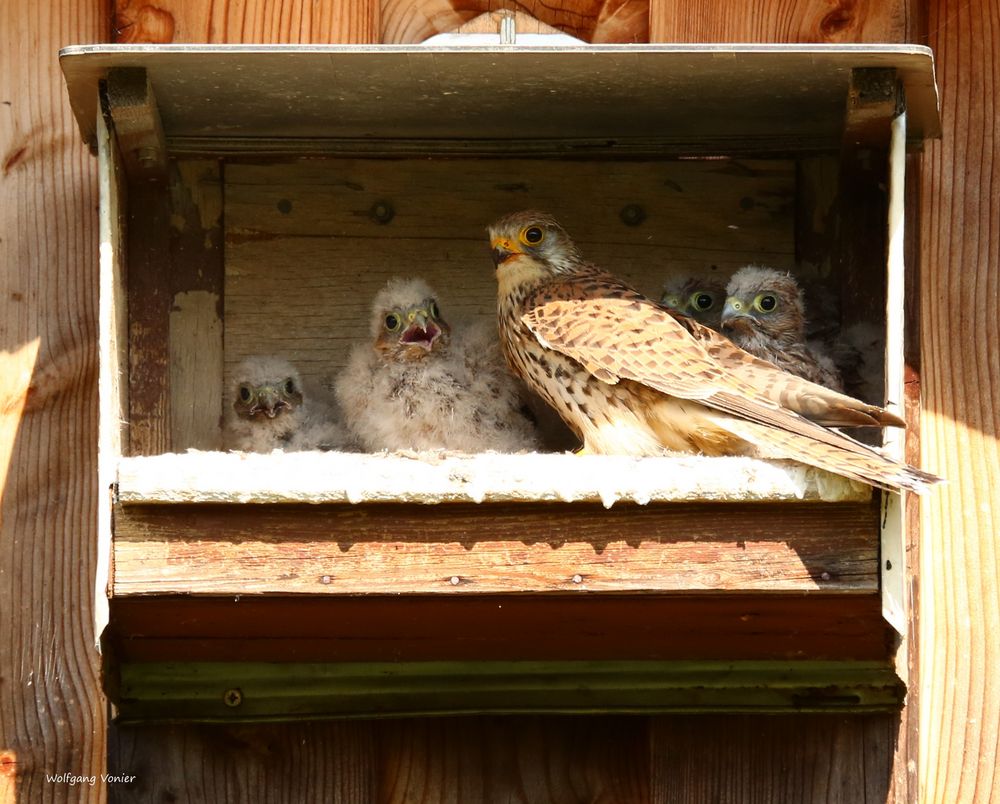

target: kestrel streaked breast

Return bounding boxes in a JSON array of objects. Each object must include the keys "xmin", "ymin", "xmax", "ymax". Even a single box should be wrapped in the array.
[{"xmin": 488, "ymin": 210, "xmax": 940, "ymax": 493}]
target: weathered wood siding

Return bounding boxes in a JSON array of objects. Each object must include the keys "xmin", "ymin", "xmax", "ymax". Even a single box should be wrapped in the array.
[
  {"xmin": 0, "ymin": 1, "xmax": 108, "ymax": 802},
  {"xmin": 919, "ymin": 1, "xmax": 1000, "ymax": 802},
  {"xmin": 2, "ymin": 0, "xmax": 998, "ymax": 801}
]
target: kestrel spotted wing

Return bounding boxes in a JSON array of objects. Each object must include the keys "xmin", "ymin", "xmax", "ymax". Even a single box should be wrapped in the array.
[
  {"xmin": 674, "ymin": 315, "xmax": 904, "ymax": 428},
  {"xmin": 521, "ymin": 286, "xmax": 937, "ymax": 491}
]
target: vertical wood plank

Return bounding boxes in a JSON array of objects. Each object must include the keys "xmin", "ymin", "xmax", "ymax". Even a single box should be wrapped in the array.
[
  {"xmin": 108, "ymin": 722, "xmax": 377, "ymax": 802},
  {"xmin": 0, "ymin": 0, "xmax": 108, "ymax": 801},
  {"xmin": 114, "ymin": 0, "xmax": 380, "ymax": 44},
  {"xmin": 379, "ymin": 0, "xmax": 648, "ymax": 44},
  {"xmin": 126, "ymin": 183, "xmax": 172, "ymax": 456},
  {"xmin": 169, "ymin": 160, "xmax": 224, "ymax": 451},
  {"xmin": 919, "ymin": 1, "xmax": 1000, "ymax": 802},
  {"xmin": 378, "ymin": 716, "xmax": 650, "ymax": 803},
  {"xmin": 651, "ymin": 715, "xmax": 897, "ymax": 803},
  {"xmin": 648, "ymin": 0, "xmax": 911, "ymax": 43}
]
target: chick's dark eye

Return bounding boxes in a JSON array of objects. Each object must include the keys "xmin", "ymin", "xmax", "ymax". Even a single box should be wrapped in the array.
[
  {"xmin": 695, "ymin": 293, "xmax": 714, "ymax": 311},
  {"xmin": 239, "ymin": 386, "xmax": 251, "ymax": 402},
  {"xmin": 284, "ymin": 379, "xmax": 295, "ymax": 394},
  {"xmin": 524, "ymin": 226, "xmax": 543, "ymax": 244},
  {"xmin": 759, "ymin": 295, "xmax": 777, "ymax": 312},
  {"xmin": 430, "ymin": 301, "xmax": 440, "ymax": 318},
  {"xmin": 385, "ymin": 313, "xmax": 400, "ymax": 331}
]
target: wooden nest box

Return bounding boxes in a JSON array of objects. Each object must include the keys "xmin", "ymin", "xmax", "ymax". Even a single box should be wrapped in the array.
[{"xmin": 61, "ymin": 43, "xmax": 940, "ymax": 721}]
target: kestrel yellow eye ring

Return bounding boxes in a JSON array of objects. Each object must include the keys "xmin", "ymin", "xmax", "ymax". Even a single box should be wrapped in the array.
[
  {"xmin": 384, "ymin": 313, "xmax": 402, "ymax": 331},
  {"xmin": 690, "ymin": 291, "xmax": 716, "ymax": 311},
  {"xmin": 520, "ymin": 226, "xmax": 544, "ymax": 246},
  {"xmin": 753, "ymin": 294, "xmax": 777, "ymax": 313}
]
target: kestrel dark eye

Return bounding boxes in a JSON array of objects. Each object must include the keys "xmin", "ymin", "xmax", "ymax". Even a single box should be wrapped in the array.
[
  {"xmin": 385, "ymin": 313, "xmax": 400, "ymax": 331},
  {"xmin": 523, "ymin": 226, "xmax": 543, "ymax": 244},
  {"xmin": 284, "ymin": 379, "xmax": 295, "ymax": 394},
  {"xmin": 239, "ymin": 386, "xmax": 251, "ymax": 402},
  {"xmin": 694, "ymin": 293, "xmax": 714, "ymax": 311},
  {"xmin": 429, "ymin": 301, "xmax": 440, "ymax": 319},
  {"xmin": 755, "ymin": 294, "xmax": 777, "ymax": 312}
]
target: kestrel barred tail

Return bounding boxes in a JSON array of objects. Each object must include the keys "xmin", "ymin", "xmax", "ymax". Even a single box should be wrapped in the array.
[{"xmin": 488, "ymin": 210, "xmax": 941, "ymax": 493}]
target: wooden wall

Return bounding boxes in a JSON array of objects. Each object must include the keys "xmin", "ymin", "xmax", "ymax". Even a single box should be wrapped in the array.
[
  {"xmin": 919, "ymin": 1, "xmax": 1000, "ymax": 801},
  {"xmin": 0, "ymin": 1, "xmax": 108, "ymax": 803},
  {"xmin": 2, "ymin": 0, "xmax": 997, "ymax": 801}
]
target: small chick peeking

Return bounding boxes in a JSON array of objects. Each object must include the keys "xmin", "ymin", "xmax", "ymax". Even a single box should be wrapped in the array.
[
  {"xmin": 226, "ymin": 355, "xmax": 348, "ymax": 453},
  {"xmin": 721, "ymin": 266, "xmax": 844, "ymax": 391},
  {"xmin": 488, "ymin": 210, "xmax": 942, "ymax": 493},
  {"xmin": 661, "ymin": 276, "xmax": 728, "ymax": 331},
  {"xmin": 234, "ymin": 375, "xmax": 302, "ymax": 421}
]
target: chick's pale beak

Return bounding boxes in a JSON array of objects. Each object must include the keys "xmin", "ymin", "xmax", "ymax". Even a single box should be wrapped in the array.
[
  {"xmin": 252, "ymin": 387, "xmax": 290, "ymax": 418},
  {"xmin": 721, "ymin": 298, "xmax": 752, "ymax": 332},
  {"xmin": 490, "ymin": 236, "xmax": 522, "ymax": 267}
]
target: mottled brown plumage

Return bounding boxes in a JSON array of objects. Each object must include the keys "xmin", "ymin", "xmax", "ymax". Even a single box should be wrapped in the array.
[
  {"xmin": 488, "ymin": 211, "xmax": 940, "ymax": 493},
  {"xmin": 722, "ymin": 266, "xmax": 843, "ymax": 391}
]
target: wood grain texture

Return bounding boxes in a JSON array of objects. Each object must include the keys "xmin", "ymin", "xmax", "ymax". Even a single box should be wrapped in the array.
[
  {"xmin": 0, "ymin": 0, "xmax": 108, "ymax": 800},
  {"xmin": 224, "ymin": 158, "xmax": 795, "ymax": 397},
  {"xmin": 114, "ymin": 0, "xmax": 380, "ymax": 44},
  {"xmin": 169, "ymin": 160, "xmax": 224, "ymax": 451},
  {"xmin": 377, "ymin": 716, "xmax": 649, "ymax": 802},
  {"xmin": 126, "ymin": 184, "xmax": 172, "ymax": 455},
  {"xmin": 108, "ymin": 721, "xmax": 377, "ymax": 802},
  {"xmin": 651, "ymin": 714, "xmax": 899, "ymax": 802},
  {"xmin": 107, "ymin": 594, "xmax": 892, "ymax": 663},
  {"xmin": 380, "ymin": 0, "xmax": 648, "ymax": 44},
  {"xmin": 919, "ymin": 1, "xmax": 1000, "ymax": 802},
  {"xmin": 112, "ymin": 501, "xmax": 879, "ymax": 596},
  {"xmin": 649, "ymin": 0, "xmax": 910, "ymax": 43}
]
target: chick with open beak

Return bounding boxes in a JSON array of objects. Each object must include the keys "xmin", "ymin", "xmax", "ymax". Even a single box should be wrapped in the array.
[
  {"xmin": 376, "ymin": 293, "xmax": 450, "ymax": 360},
  {"xmin": 333, "ymin": 276, "xmax": 539, "ymax": 453}
]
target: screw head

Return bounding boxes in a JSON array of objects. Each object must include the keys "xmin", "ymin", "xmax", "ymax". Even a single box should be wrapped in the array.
[
  {"xmin": 370, "ymin": 201, "xmax": 395, "ymax": 224},
  {"xmin": 619, "ymin": 204, "xmax": 647, "ymax": 227},
  {"xmin": 223, "ymin": 688, "xmax": 243, "ymax": 707}
]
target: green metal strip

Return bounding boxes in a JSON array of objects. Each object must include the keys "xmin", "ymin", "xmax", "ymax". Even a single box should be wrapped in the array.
[{"xmin": 114, "ymin": 660, "xmax": 903, "ymax": 722}]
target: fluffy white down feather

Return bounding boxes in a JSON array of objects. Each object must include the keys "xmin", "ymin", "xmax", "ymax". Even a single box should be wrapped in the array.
[
  {"xmin": 335, "ymin": 281, "xmax": 539, "ymax": 453},
  {"xmin": 225, "ymin": 355, "xmax": 350, "ymax": 453}
]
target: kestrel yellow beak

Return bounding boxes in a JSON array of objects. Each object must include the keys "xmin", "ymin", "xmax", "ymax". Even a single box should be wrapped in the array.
[{"xmin": 490, "ymin": 236, "xmax": 523, "ymax": 267}]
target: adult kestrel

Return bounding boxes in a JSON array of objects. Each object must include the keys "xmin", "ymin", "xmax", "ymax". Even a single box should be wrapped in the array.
[
  {"xmin": 661, "ymin": 276, "xmax": 727, "ymax": 330},
  {"xmin": 226, "ymin": 355, "xmax": 348, "ymax": 452},
  {"xmin": 721, "ymin": 266, "xmax": 844, "ymax": 391},
  {"xmin": 334, "ymin": 277, "xmax": 539, "ymax": 453},
  {"xmin": 488, "ymin": 211, "xmax": 939, "ymax": 493}
]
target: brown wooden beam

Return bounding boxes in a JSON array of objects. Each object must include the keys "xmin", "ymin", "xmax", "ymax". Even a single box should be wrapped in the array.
[
  {"xmin": 111, "ymin": 501, "xmax": 880, "ymax": 597},
  {"xmin": 107, "ymin": 593, "xmax": 891, "ymax": 663},
  {"xmin": 104, "ymin": 67, "xmax": 168, "ymax": 182}
]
